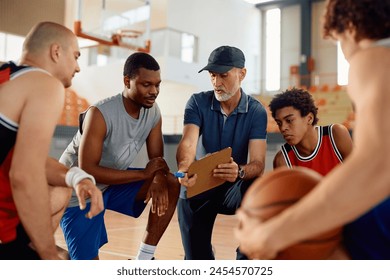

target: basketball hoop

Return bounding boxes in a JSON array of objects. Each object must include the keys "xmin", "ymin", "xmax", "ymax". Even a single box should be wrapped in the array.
[
  {"xmin": 112, "ymin": 29, "xmax": 151, "ymax": 52},
  {"xmin": 74, "ymin": 20, "xmax": 151, "ymax": 53},
  {"xmin": 73, "ymin": 0, "xmax": 152, "ymax": 53}
]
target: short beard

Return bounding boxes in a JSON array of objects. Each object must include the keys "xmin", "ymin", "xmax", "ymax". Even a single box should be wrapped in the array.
[{"xmin": 215, "ymin": 91, "xmax": 234, "ymax": 102}]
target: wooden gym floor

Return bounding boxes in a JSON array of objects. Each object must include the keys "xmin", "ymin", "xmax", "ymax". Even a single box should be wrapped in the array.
[{"xmin": 54, "ymin": 203, "xmax": 240, "ymax": 260}]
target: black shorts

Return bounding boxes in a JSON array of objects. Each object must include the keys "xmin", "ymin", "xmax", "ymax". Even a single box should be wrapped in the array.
[
  {"xmin": 0, "ymin": 223, "xmax": 40, "ymax": 260},
  {"xmin": 178, "ymin": 179, "xmax": 253, "ymax": 260}
]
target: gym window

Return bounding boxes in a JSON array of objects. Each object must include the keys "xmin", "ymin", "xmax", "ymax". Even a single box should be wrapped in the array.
[
  {"xmin": 265, "ymin": 8, "xmax": 281, "ymax": 91},
  {"xmin": 337, "ymin": 42, "xmax": 349, "ymax": 86},
  {"xmin": 0, "ymin": 32, "xmax": 24, "ymax": 62}
]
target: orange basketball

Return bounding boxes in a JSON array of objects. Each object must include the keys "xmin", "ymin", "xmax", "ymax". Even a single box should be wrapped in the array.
[{"xmin": 241, "ymin": 166, "xmax": 342, "ymax": 260}]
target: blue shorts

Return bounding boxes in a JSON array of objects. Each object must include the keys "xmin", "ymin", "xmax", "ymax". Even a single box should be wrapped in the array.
[
  {"xmin": 343, "ymin": 197, "xmax": 390, "ymax": 259},
  {"xmin": 60, "ymin": 180, "xmax": 146, "ymax": 260}
]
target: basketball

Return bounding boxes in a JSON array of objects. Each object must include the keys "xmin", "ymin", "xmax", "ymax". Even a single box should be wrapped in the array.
[{"xmin": 241, "ymin": 166, "xmax": 342, "ymax": 260}]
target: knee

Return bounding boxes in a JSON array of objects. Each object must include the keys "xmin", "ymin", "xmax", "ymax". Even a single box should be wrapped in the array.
[
  {"xmin": 53, "ymin": 185, "xmax": 72, "ymax": 203},
  {"xmin": 64, "ymin": 187, "xmax": 73, "ymax": 203},
  {"xmin": 50, "ymin": 186, "xmax": 72, "ymax": 215}
]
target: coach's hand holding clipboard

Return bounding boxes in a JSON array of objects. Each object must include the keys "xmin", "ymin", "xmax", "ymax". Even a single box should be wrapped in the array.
[{"xmin": 176, "ymin": 147, "xmax": 233, "ymax": 198}]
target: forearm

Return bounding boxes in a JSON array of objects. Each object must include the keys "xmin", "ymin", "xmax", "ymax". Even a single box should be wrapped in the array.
[
  {"xmin": 176, "ymin": 124, "xmax": 199, "ymax": 171},
  {"xmin": 11, "ymin": 175, "xmax": 58, "ymax": 259},
  {"xmin": 176, "ymin": 144, "xmax": 195, "ymax": 171},
  {"xmin": 81, "ymin": 164, "xmax": 148, "ymax": 185},
  {"xmin": 46, "ymin": 157, "xmax": 68, "ymax": 187},
  {"xmin": 241, "ymin": 160, "xmax": 265, "ymax": 180},
  {"xmin": 244, "ymin": 139, "xmax": 267, "ymax": 180}
]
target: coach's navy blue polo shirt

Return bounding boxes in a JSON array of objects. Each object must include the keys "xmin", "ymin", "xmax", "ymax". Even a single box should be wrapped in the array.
[{"xmin": 183, "ymin": 89, "xmax": 267, "ymax": 166}]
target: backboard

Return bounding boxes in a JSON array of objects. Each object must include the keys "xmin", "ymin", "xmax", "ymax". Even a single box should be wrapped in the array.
[{"xmin": 74, "ymin": 0, "xmax": 151, "ymax": 52}]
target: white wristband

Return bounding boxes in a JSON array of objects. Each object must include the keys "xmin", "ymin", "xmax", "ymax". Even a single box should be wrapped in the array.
[{"xmin": 65, "ymin": 167, "xmax": 96, "ymax": 189}]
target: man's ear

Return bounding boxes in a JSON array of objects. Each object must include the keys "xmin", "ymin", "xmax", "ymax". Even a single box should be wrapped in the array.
[
  {"xmin": 124, "ymin": 76, "xmax": 130, "ymax": 89},
  {"xmin": 307, "ymin": 113, "xmax": 314, "ymax": 125},
  {"xmin": 239, "ymin": 68, "xmax": 247, "ymax": 81},
  {"xmin": 50, "ymin": 43, "xmax": 61, "ymax": 62}
]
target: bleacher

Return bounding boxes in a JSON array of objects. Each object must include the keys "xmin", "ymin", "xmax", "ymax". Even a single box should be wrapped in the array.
[{"xmin": 58, "ymin": 88, "xmax": 90, "ymax": 127}]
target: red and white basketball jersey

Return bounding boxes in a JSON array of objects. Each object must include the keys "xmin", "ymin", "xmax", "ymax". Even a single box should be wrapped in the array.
[{"xmin": 281, "ymin": 125, "xmax": 343, "ymax": 176}]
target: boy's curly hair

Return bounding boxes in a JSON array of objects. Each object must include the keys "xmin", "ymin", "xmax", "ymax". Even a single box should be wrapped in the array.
[
  {"xmin": 269, "ymin": 87, "xmax": 319, "ymax": 125},
  {"xmin": 323, "ymin": 0, "xmax": 390, "ymax": 42}
]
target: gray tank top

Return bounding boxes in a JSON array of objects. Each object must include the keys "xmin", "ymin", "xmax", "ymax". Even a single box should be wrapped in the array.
[{"xmin": 59, "ymin": 93, "xmax": 161, "ymax": 206}]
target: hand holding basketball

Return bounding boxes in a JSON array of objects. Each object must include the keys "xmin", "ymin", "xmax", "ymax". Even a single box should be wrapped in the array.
[
  {"xmin": 235, "ymin": 207, "xmax": 279, "ymax": 260},
  {"xmin": 236, "ymin": 166, "xmax": 342, "ymax": 260}
]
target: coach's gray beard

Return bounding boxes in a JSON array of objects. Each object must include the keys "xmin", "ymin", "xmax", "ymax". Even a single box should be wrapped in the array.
[{"xmin": 215, "ymin": 91, "xmax": 234, "ymax": 102}]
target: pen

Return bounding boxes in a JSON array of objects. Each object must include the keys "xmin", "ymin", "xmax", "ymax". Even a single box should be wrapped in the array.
[{"xmin": 174, "ymin": 171, "xmax": 187, "ymax": 178}]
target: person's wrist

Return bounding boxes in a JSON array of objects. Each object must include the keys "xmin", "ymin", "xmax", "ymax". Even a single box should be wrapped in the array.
[
  {"xmin": 238, "ymin": 165, "xmax": 246, "ymax": 179},
  {"xmin": 65, "ymin": 167, "xmax": 96, "ymax": 189},
  {"xmin": 155, "ymin": 169, "xmax": 167, "ymax": 178},
  {"xmin": 142, "ymin": 169, "xmax": 154, "ymax": 180}
]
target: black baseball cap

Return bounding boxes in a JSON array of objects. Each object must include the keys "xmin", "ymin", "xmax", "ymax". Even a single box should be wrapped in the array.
[{"xmin": 198, "ymin": 46, "xmax": 245, "ymax": 73}]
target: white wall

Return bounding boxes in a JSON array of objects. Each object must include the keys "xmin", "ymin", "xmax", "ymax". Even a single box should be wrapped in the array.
[
  {"xmin": 71, "ymin": 60, "xmax": 124, "ymax": 103},
  {"xmin": 166, "ymin": 0, "xmax": 261, "ymax": 93},
  {"xmin": 68, "ymin": 0, "xmax": 262, "ymax": 135}
]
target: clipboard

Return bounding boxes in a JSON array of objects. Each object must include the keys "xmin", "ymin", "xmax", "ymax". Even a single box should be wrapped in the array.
[{"xmin": 186, "ymin": 147, "xmax": 232, "ymax": 198}]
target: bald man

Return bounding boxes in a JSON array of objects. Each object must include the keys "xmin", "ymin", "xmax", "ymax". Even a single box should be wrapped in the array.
[{"xmin": 0, "ymin": 22, "xmax": 103, "ymax": 260}]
